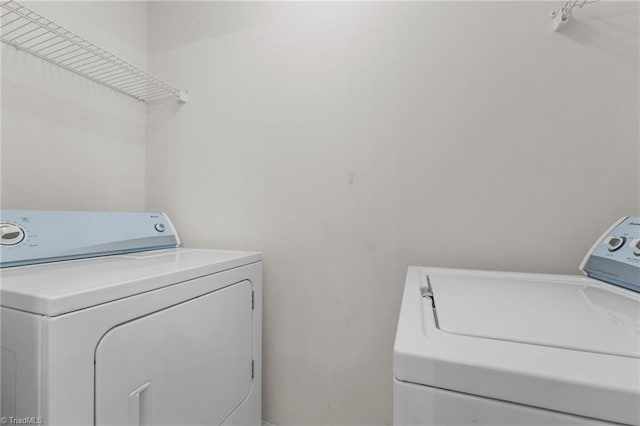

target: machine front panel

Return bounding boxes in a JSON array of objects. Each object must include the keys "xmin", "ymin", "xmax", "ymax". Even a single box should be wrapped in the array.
[{"xmin": 0, "ymin": 210, "xmax": 179, "ymax": 268}]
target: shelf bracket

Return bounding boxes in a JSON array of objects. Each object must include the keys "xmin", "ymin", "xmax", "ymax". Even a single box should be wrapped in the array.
[
  {"xmin": 178, "ymin": 89, "xmax": 190, "ymax": 104},
  {"xmin": 550, "ymin": 0, "xmax": 600, "ymax": 32}
]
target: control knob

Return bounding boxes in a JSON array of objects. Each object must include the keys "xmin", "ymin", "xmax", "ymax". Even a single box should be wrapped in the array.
[
  {"xmin": 605, "ymin": 236, "xmax": 626, "ymax": 252},
  {"xmin": 0, "ymin": 223, "xmax": 25, "ymax": 246},
  {"xmin": 631, "ymin": 239, "xmax": 640, "ymax": 256}
]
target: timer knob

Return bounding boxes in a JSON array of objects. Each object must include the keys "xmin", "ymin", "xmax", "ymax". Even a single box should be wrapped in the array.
[
  {"xmin": 631, "ymin": 239, "xmax": 640, "ymax": 256},
  {"xmin": 605, "ymin": 236, "xmax": 626, "ymax": 252},
  {"xmin": 0, "ymin": 223, "xmax": 25, "ymax": 246}
]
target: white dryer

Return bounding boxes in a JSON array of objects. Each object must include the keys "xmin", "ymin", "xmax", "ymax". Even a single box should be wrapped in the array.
[
  {"xmin": 0, "ymin": 210, "xmax": 262, "ymax": 426},
  {"xmin": 394, "ymin": 217, "xmax": 640, "ymax": 425}
]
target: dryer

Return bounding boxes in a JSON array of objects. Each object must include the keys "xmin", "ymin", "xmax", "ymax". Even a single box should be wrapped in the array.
[
  {"xmin": 0, "ymin": 210, "xmax": 262, "ymax": 426},
  {"xmin": 394, "ymin": 217, "xmax": 640, "ymax": 425}
]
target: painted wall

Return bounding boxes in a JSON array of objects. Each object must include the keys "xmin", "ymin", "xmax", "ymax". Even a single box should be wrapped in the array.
[
  {"xmin": 146, "ymin": 2, "xmax": 639, "ymax": 425},
  {"xmin": 1, "ymin": 1, "xmax": 147, "ymax": 211}
]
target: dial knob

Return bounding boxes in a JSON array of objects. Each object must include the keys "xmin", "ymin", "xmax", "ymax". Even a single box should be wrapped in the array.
[
  {"xmin": 631, "ymin": 239, "xmax": 640, "ymax": 256},
  {"xmin": 605, "ymin": 236, "xmax": 626, "ymax": 252},
  {"xmin": 0, "ymin": 223, "xmax": 25, "ymax": 246}
]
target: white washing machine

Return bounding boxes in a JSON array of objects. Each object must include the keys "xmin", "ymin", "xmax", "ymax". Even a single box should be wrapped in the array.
[
  {"xmin": 0, "ymin": 210, "xmax": 262, "ymax": 426},
  {"xmin": 394, "ymin": 217, "xmax": 640, "ymax": 425}
]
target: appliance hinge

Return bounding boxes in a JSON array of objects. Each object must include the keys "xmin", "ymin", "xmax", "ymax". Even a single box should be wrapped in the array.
[
  {"xmin": 423, "ymin": 275, "xmax": 440, "ymax": 329},
  {"xmin": 251, "ymin": 359, "xmax": 255, "ymax": 379},
  {"xmin": 251, "ymin": 290, "xmax": 255, "ymax": 310}
]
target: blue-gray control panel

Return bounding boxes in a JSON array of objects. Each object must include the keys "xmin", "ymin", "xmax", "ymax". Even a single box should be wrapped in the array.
[
  {"xmin": 581, "ymin": 217, "xmax": 640, "ymax": 292},
  {"xmin": 0, "ymin": 210, "xmax": 180, "ymax": 268}
]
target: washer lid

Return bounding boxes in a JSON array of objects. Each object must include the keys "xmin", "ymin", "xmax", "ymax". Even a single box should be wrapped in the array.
[
  {"xmin": 394, "ymin": 267, "xmax": 640, "ymax": 425},
  {"xmin": 429, "ymin": 272, "xmax": 640, "ymax": 359}
]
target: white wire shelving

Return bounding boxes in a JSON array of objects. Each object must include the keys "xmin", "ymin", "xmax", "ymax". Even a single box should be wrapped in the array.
[{"xmin": 0, "ymin": 0, "xmax": 188, "ymax": 103}]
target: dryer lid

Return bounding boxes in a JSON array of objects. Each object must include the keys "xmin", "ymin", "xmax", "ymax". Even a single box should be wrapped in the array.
[
  {"xmin": 429, "ymin": 272, "xmax": 640, "ymax": 359},
  {"xmin": 0, "ymin": 248, "xmax": 261, "ymax": 316}
]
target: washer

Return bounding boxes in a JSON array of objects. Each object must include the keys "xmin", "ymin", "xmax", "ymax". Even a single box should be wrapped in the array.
[
  {"xmin": 0, "ymin": 210, "xmax": 262, "ymax": 426},
  {"xmin": 394, "ymin": 217, "xmax": 640, "ymax": 426}
]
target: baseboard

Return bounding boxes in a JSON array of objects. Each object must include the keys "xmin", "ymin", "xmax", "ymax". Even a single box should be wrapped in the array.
[{"xmin": 262, "ymin": 421, "xmax": 276, "ymax": 426}]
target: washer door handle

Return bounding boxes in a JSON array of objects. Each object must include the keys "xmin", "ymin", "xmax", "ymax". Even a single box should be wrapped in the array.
[{"xmin": 129, "ymin": 381, "xmax": 152, "ymax": 426}]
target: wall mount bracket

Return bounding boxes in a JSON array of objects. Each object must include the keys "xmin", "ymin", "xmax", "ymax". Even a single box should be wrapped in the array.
[{"xmin": 550, "ymin": 0, "xmax": 600, "ymax": 32}]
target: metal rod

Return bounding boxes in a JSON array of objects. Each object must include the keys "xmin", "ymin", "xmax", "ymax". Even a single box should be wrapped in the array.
[
  {"xmin": 117, "ymin": 79, "xmax": 151, "ymax": 92},
  {"xmin": 145, "ymin": 92, "xmax": 173, "ymax": 101},
  {"xmin": 133, "ymin": 86, "xmax": 168, "ymax": 98},
  {"xmin": 49, "ymin": 45, "xmax": 84, "ymax": 60},
  {"xmin": 130, "ymin": 87, "xmax": 168, "ymax": 99},
  {"xmin": 23, "ymin": 33, "xmax": 58, "ymax": 49},
  {"xmin": 6, "ymin": 24, "xmax": 39, "ymax": 41},
  {"xmin": 90, "ymin": 69, "xmax": 129, "ymax": 81},
  {"xmin": 89, "ymin": 66, "xmax": 128, "ymax": 80},
  {"xmin": 103, "ymin": 72, "xmax": 139, "ymax": 85},
  {"xmin": 34, "ymin": 38, "xmax": 68, "ymax": 54},
  {"xmin": 57, "ymin": 50, "xmax": 92, "ymax": 64},
  {"xmin": 89, "ymin": 68, "xmax": 126, "ymax": 79},
  {"xmin": 19, "ymin": 29, "xmax": 48, "ymax": 45},
  {"xmin": 121, "ymin": 87, "xmax": 153, "ymax": 98},
  {"xmin": 65, "ymin": 54, "xmax": 102, "ymax": 68},
  {"xmin": 1, "ymin": 20, "xmax": 32, "ymax": 37},
  {"xmin": 118, "ymin": 75, "xmax": 154, "ymax": 88},
  {"xmin": 102, "ymin": 75, "xmax": 139, "ymax": 88},
  {"xmin": 76, "ymin": 60, "xmax": 113, "ymax": 73},
  {"xmin": 129, "ymin": 84, "xmax": 157, "ymax": 95},
  {"xmin": 106, "ymin": 67, "xmax": 145, "ymax": 83},
  {"xmin": 0, "ymin": 10, "xmax": 15, "ymax": 19},
  {"xmin": 123, "ymin": 80, "xmax": 157, "ymax": 92},
  {"xmin": 0, "ymin": 16, "xmax": 22, "ymax": 29},
  {"xmin": 104, "ymin": 77, "xmax": 140, "ymax": 89}
]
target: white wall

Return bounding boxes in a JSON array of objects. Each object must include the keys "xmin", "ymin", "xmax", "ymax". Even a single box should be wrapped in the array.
[
  {"xmin": 3, "ymin": 1, "xmax": 636, "ymax": 425},
  {"xmin": 146, "ymin": 2, "xmax": 639, "ymax": 425},
  {"xmin": 1, "ymin": 1, "xmax": 147, "ymax": 211}
]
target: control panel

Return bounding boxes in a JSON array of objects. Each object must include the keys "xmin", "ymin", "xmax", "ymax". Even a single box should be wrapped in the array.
[
  {"xmin": 0, "ymin": 210, "xmax": 180, "ymax": 268},
  {"xmin": 580, "ymin": 217, "xmax": 640, "ymax": 292}
]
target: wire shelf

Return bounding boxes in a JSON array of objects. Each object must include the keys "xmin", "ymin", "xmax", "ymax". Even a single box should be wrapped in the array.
[{"xmin": 0, "ymin": 0, "xmax": 188, "ymax": 103}]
